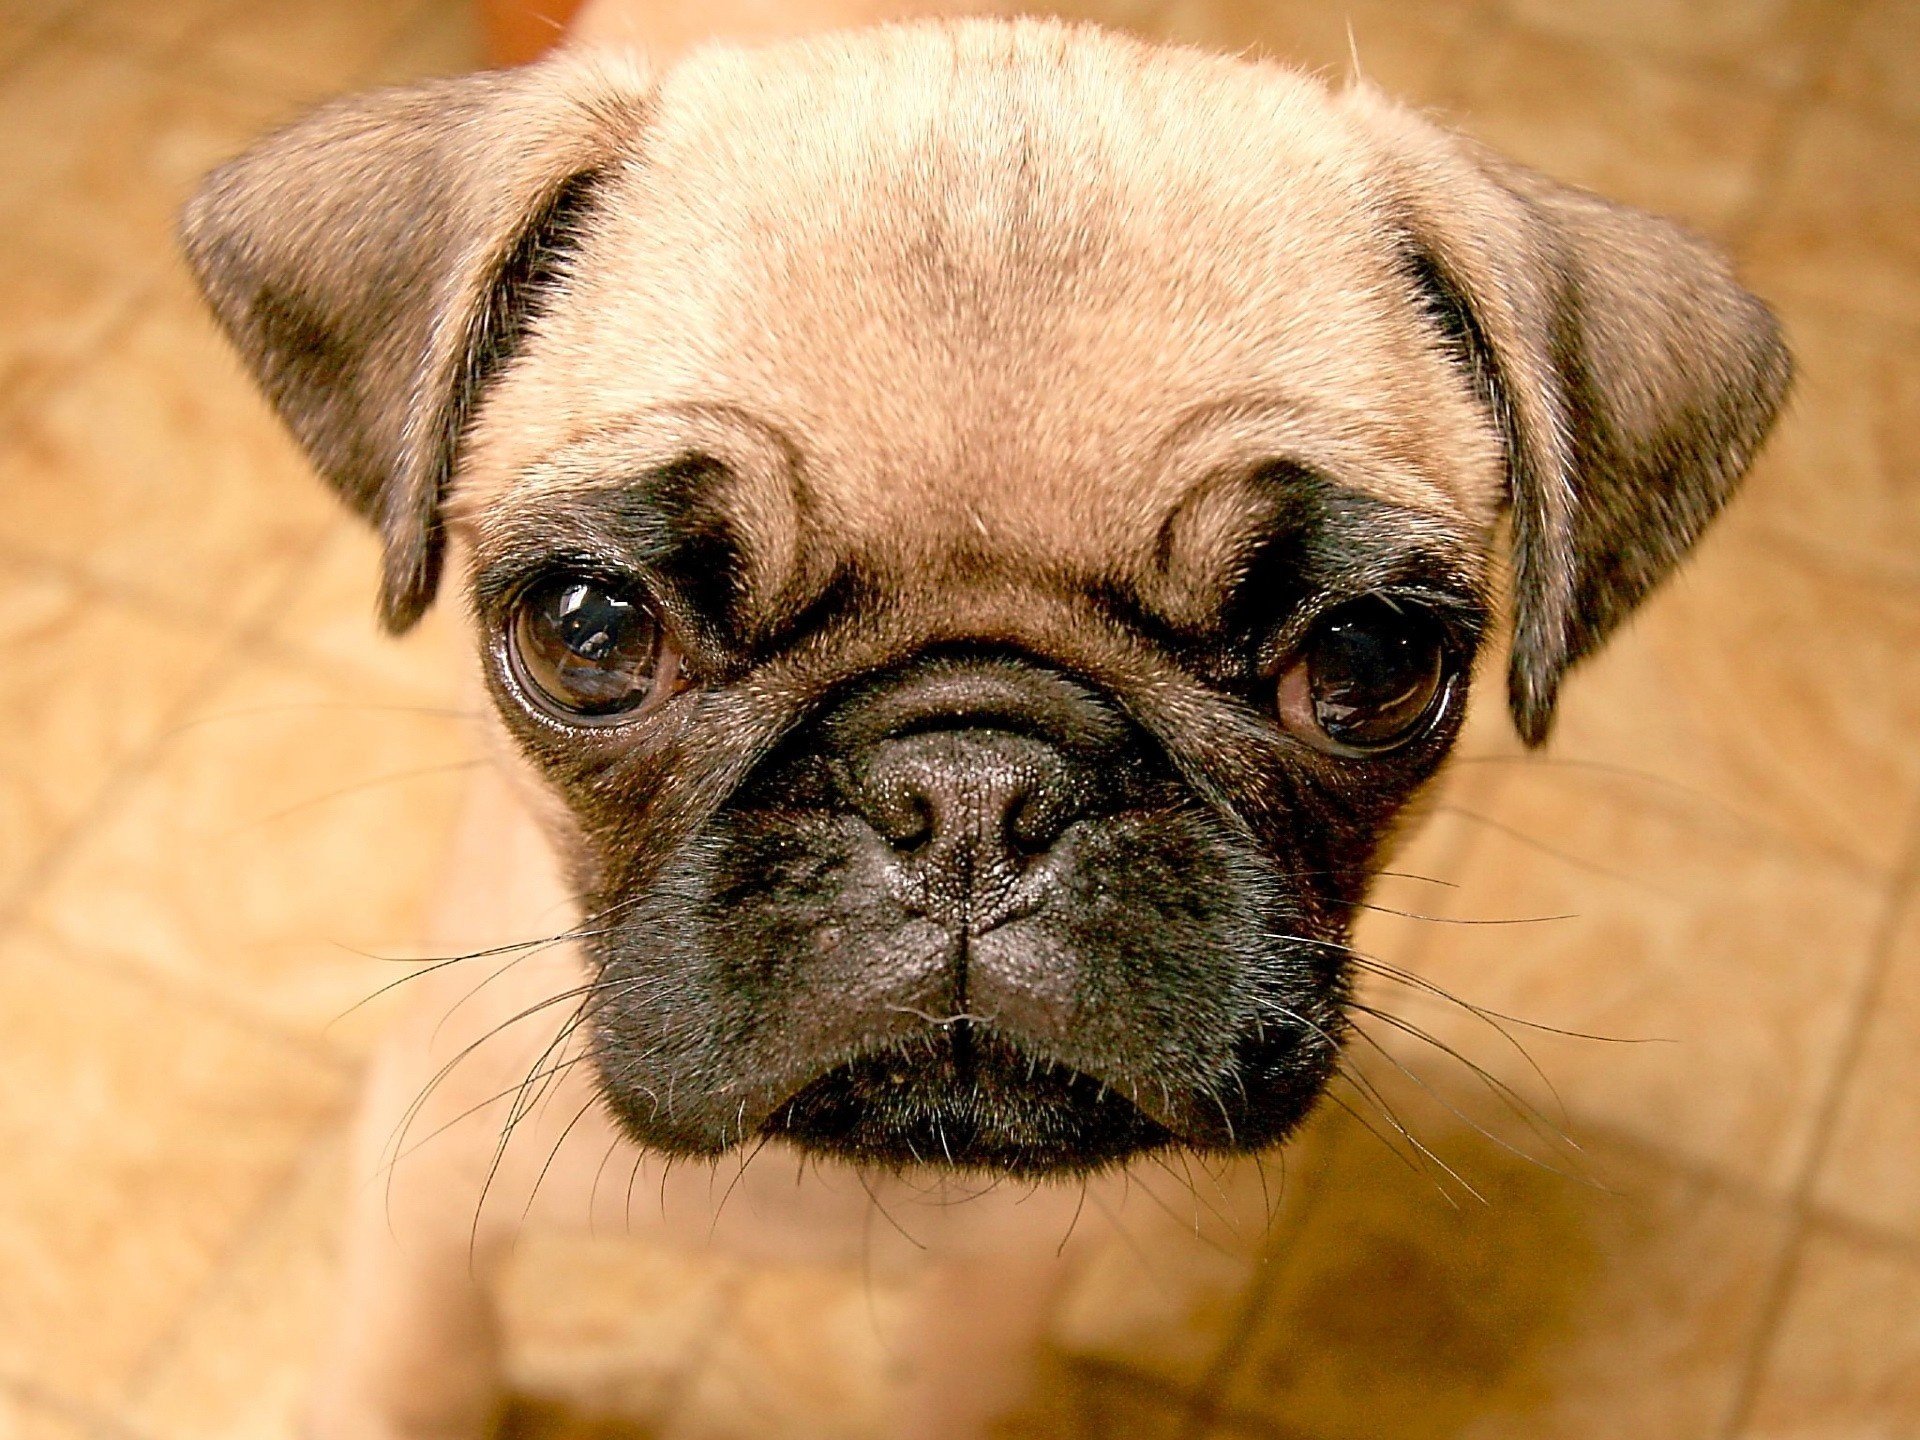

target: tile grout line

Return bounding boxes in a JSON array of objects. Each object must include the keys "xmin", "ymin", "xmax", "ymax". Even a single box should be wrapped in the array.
[
  {"xmin": 5, "ymin": 12, "xmax": 489, "ymax": 1423},
  {"xmin": 1169, "ymin": 768, "xmax": 1511, "ymax": 1439},
  {"xmin": 115, "ymin": 1115, "xmax": 354, "ymax": 1417},
  {"xmin": 22, "ymin": 923, "xmax": 361, "ymax": 1076},
  {"xmin": 1717, "ymin": 794, "xmax": 1920, "ymax": 1438},
  {"xmin": 0, "ymin": 507, "xmax": 341, "ymax": 933},
  {"xmin": 1721, "ymin": 0, "xmax": 1871, "ymax": 254},
  {"xmin": 0, "ymin": 262, "xmax": 164, "ymax": 433}
]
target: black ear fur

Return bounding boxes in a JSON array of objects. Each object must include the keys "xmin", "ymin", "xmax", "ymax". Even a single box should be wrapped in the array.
[
  {"xmin": 179, "ymin": 53, "xmax": 651, "ymax": 630},
  {"xmin": 1362, "ymin": 98, "xmax": 1792, "ymax": 743}
]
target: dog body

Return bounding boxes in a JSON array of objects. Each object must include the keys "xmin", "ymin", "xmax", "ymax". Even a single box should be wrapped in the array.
[{"xmin": 181, "ymin": 7, "xmax": 1789, "ymax": 1436}]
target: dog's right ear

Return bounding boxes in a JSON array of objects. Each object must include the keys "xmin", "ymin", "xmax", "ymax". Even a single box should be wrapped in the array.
[
  {"xmin": 179, "ymin": 52, "xmax": 652, "ymax": 631},
  {"xmin": 1343, "ymin": 87, "xmax": 1790, "ymax": 746}
]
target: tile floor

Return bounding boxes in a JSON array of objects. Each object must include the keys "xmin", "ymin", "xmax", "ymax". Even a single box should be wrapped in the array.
[{"xmin": 0, "ymin": 1, "xmax": 1914, "ymax": 1437}]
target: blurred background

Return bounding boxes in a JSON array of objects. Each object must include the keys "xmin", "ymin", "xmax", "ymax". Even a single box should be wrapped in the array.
[{"xmin": 0, "ymin": 0, "xmax": 1915, "ymax": 1436}]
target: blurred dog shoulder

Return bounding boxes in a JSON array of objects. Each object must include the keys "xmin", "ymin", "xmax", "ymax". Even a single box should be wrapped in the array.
[{"xmin": 176, "ymin": 0, "xmax": 1791, "ymax": 1435}]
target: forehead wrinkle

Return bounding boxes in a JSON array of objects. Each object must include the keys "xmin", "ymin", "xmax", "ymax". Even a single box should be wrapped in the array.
[
  {"xmin": 466, "ymin": 21, "xmax": 1503, "ymax": 592},
  {"xmin": 460, "ymin": 401, "xmax": 825, "ymax": 635},
  {"xmin": 1142, "ymin": 455, "xmax": 1486, "ymax": 639}
]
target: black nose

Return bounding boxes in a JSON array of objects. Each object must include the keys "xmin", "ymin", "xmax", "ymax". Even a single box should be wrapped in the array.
[{"xmin": 847, "ymin": 729, "xmax": 1081, "ymax": 878}]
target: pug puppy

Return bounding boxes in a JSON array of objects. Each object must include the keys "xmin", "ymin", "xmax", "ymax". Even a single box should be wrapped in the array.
[{"xmin": 179, "ymin": 8, "xmax": 1789, "ymax": 1437}]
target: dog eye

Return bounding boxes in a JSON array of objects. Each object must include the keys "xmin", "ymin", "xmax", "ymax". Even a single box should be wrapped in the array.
[
  {"xmin": 1276, "ymin": 597, "xmax": 1451, "ymax": 754},
  {"xmin": 508, "ymin": 575, "xmax": 678, "ymax": 721}
]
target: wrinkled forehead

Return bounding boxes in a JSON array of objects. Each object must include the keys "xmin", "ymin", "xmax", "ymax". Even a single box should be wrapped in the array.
[{"xmin": 464, "ymin": 24, "xmax": 1500, "ymax": 587}]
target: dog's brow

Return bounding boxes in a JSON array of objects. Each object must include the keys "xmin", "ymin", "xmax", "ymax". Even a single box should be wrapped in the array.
[
  {"xmin": 1109, "ymin": 461, "xmax": 1485, "ymax": 669},
  {"xmin": 473, "ymin": 461, "xmax": 750, "ymax": 633}
]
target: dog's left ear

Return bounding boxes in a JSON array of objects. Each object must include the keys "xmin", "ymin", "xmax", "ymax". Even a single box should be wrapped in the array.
[
  {"xmin": 180, "ymin": 51, "xmax": 652, "ymax": 631},
  {"xmin": 1346, "ymin": 91, "xmax": 1792, "ymax": 745}
]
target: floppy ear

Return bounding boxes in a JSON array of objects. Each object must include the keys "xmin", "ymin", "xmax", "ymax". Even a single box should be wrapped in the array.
[
  {"xmin": 1346, "ymin": 92, "xmax": 1792, "ymax": 745},
  {"xmin": 179, "ymin": 51, "xmax": 652, "ymax": 631}
]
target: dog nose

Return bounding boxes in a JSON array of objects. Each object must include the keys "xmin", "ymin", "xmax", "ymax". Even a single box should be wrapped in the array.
[{"xmin": 849, "ymin": 729, "xmax": 1081, "ymax": 871}]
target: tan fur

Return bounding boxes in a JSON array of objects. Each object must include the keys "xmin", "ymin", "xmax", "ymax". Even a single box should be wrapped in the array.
[
  {"xmin": 177, "ymin": 7, "xmax": 1790, "ymax": 1437},
  {"xmin": 454, "ymin": 25, "xmax": 1506, "ymax": 587}
]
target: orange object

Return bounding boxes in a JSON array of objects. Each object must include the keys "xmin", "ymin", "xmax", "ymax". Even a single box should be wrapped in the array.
[{"xmin": 480, "ymin": 0, "xmax": 588, "ymax": 64}]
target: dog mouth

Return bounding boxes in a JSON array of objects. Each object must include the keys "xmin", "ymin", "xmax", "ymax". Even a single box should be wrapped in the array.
[
  {"xmin": 583, "ymin": 654, "xmax": 1352, "ymax": 1173},
  {"xmin": 763, "ymin": 1025, "xmax": 1176, "ymax": 1176}
]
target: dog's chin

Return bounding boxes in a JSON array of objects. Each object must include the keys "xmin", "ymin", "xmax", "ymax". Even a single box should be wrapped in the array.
[{"xmin": 765, "ymin": 1029, "xmax": 1177, "ymax": 1177}]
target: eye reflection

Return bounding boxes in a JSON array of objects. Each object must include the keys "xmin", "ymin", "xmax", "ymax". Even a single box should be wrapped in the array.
[
  {"xmin": 508, "ymin": 575, "xmax": 674, "ymax": 720},
  {"xmin": 1276, "ymin": 596, "xmax": 1451, "ymax": 754}
]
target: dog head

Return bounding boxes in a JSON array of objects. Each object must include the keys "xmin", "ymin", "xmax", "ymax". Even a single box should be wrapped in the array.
[{"xmin": 182, "ymin": 21, "xmax": 1788, "ymax": 1175}]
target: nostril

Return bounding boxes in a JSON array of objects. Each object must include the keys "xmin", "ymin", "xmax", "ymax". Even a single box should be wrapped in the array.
[
  {"xmin": 891, "ymin": 794, "xmax": 934, "ymax": 853},
  {"xmin": 865, "ymin": 781, "xmax": 935, "ymax": 852},
  {"xmin": 847, "ymin": 732, "xmax": 1085, "ymax": 863},
  {"xmin": 1007, "ymin": 788, "xmax": 1072, "ymax": 854}
]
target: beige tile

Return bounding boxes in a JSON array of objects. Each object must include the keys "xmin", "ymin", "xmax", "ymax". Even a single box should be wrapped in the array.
[
  {"xmin": 1820, "ymin": 0, "xmax": 1920, "ymax": 129},
  {"xmin": 1050, "ymin": 1150, "xmax": 1310, "ymax": 1393},
  {"xmin": 268, "ymin": 521, "xmax": 475, "ymax": 709},
  {"xmin": 189, "ymin": 0, "xmax": 435, "ymax": 103},
  {"xmin": 1741, "ymin": 1228, "xmax": 1920, "ymax": 1439},
  {"xmin": 1217, "ymin": 1106, "xmax": 1790, "ymax": 1439},
  {"xmin": 27, "ymin": 654, "xmax": 481, "ymax": 1051},
  {"xmin": 1810, "ymin": 888, "xmax": 1920, "ymax": 1244},
  {"xmin": 665, "ymin": 1262, "xmax": 909, "ymax": 1440},
  {"xmin": 0, "ymin": 928, "xmax": 346, "ymax": 1409},
  {"xmin": 497, "ymin": 1397, "xmax": 667, "ymax": 1438},
  {"xmin": 0, "ymin": 282, "xmax": 339, "ymax": 631},
  {"xmin": 0, "ymin": 559, "xmax": 223, "ymax": 903},
  {"xmin": 61, "ymin": 0, "xmax": 244, "ymax": 61},
  {"xmin": 1536, "ymin": 526, "xmax": 1920, "ymax": 879},
  {"xmin": 129, "ymin": 1133, "xmax": 349, "ymax": 1440},
  {"xmin": 1040, "ymin": 807, "xmax": 1497, "ymax": 1405},
  {"xmin": 1353, "ymin": 757, "xmax": 1883, "ymax": 1195},
  {"xmin": 0, "ymin": 1387, "xmax": 99, "ymax": 1440},
  {"xmin": 1495, "ymin": 0, "xmax": 1828, "ymax": 90},
  {"xmin": 136, "ymin": 1142, "xmax": 736, "ymax": 1440},
  {"xmin": 1446, "ymin": 24, "xmax": 1780, "ymax": 238},
  {"xmin": 0, "ymin": 39, "xmax": 298, "ymax": 280},
  {"xmin": 356, "ymin": 0, "xmax": 484, "ymax": 87},
  {"xmin": 1051, "ymin": 1365, "xmax": 1198, "ymax": 1440},
  {"xmin": 1154, "ymin": 0, "xmax": 1487, "ymax": 107},
  {"xmin": 500, "ymin": 1234, "xmax": 739, "ymax": 1426},
  {"xmin": 1736, "ymin": 302, "xmax": 1920, "ymax": 585},
  {"xmin": 0, "ymin": 234, "xmax": 143, "ymax": 419},
  {"xmin": 0, "ymin": 0, "xmax": 77, "ymax": 70},
  {"xmin": 1746, "ymin": 102, "xmax": 1920, "ymax": 329}
]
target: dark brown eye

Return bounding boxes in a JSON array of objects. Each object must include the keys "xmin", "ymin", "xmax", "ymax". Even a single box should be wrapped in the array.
[
  {"xmin": 1276, "ymin": 597, "xmax": 1451, "ymax": 754},
  {"xmin": 508, "ymin": 575, "xmax": 677, "ymax": 721}
]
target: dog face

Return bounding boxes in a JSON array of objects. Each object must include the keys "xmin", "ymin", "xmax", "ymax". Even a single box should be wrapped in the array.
[{"xmin": 182, "ymin": 21, "xmax": 1788, "ymax": 1174}]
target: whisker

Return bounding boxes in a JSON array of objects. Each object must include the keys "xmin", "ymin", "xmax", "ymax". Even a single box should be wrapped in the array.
[
  {"xmin": 523, "ymin": 1096, "xmax": 603, "ymax": 1227},
  {"xmin": 713, "ymin": 1134, "xmax": 777, "ymax": 1235},
  {"xmin": 330, "ymin": 925, "xmax": 613, "ymax": 1027},
  {"xmin": 1347, "ymin": 981, "xmax": 1573, "ymax": 1131},
  {"xmin": 388, "ymin": 1053, "xmax": 595, "ymax": 1168},
  {"xmin": 470, "ymin": 999, "xmax": 605, "ymax": 1263},
  {"xmin": 1355, "ymin": 901, "xmax": 1577, "ymax": 926},
  {"xmin": 156, "ymin": 699, "xmax": 484, "ymax": 743},
  {"xmin": 1428, "ymin": 804, "xmax": 1680, "ymax": 897},
  {"xmin": 1343, "ymin": 1016, "xmax": 1598, "ymax": 1189},
  {"xmin": 1320, "ymin": 1085, "xmax": 1460, "ymax": 1208},
  {"xmin": 1312, "ymin": 1045, "xmax": 1485, "ymax": 1207},
  {"xmin": 379, "ymin": 981, "xmax": 602, "ymax": 1217},
  {"xmin": 1056, "ymin": 1177, "xmax": 1091, "ymax": 1257},
  {"xmin": 851, "ymin": 1166, "xmax": 926, "ymax": 1251},
  {"xmin": 225, "ymin": 758, "xmax": 486, "ymax": 834},
  {"xmin": 1345, "ymin": 952, "xmax": 1671, "ymax": 1046}
]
